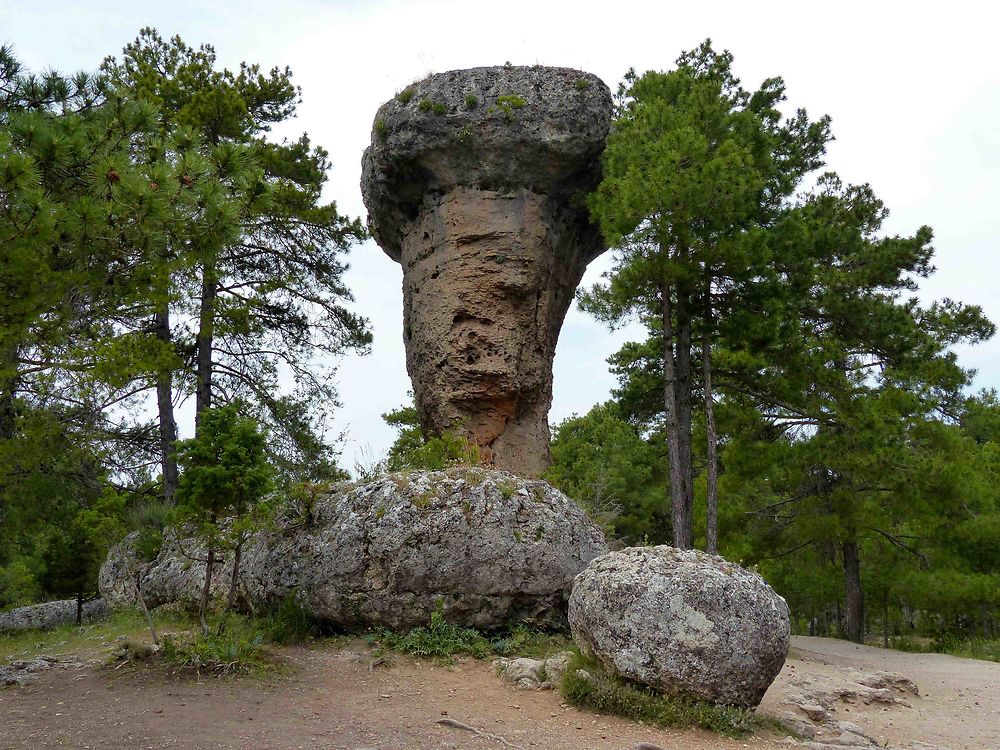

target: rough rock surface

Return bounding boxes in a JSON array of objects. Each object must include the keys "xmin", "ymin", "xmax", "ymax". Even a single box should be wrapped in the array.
[
  {"xmin": 779, "ymin": 666, "xmax": 920, "ymax": 747},
  {"xmin": 101, "ymin": 469, "xmax": 607, "ymax": 631},
  {"xmin": 0, "ymin": 598, "xmax": 108, "ymax": 633},
  {"xmin": 493, "ymin": 650, "xmax": 574, "ymax": 690},
  {"xmin": 0, "ymin": 655, "xmax": 76, "ymax": 687},
  {"xmin": 568, "ymin": 546, "xmax": 790, "ymax": 708},
  {"xmin": 361, "ymin": 66, "xmax": 613, "ymax": 475}
]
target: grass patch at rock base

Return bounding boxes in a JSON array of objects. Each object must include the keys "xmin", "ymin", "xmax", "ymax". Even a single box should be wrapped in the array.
[
  {"xmin": 560, "ymin": 653, "xmax": 780, "ymax": 739},
  {"xmin": 365, "ymin": 605, "xmax": 572, "ymax": 663},
  {"xmin": 155, "ymin": 615, "xmax": 274, "ymax": 676}
]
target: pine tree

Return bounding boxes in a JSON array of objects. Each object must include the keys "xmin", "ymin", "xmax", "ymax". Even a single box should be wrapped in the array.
[
  {"xmin": 584, "ymin": 41, "xmax": 830, "ymax": 549},
  {"xmin": 101, "ymin": 29, "xmax": 371, "ymax": 495}
]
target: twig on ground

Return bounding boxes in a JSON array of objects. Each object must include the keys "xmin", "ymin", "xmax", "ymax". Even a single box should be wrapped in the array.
[{"xmin": 434, "ymin": 717, "xmax": 527, "ymax": 750}]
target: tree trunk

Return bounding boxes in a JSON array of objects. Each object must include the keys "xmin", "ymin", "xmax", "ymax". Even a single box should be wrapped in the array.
[
  {"xmin": 703, "ymin": 295, "xmax": 718, "ymax": 555},
  {"xmin": 0, "ymin": 342, "xmax": 19, "ymax": 440},
  {"xmin": 199, "ymin": 545, "xmax": 215, "ymax": 637},
  {"xmin": 882, "ymin": 587, "xmax": 889, "ymax": 648},
  {"xmin": 76, "ymin": 590, "xmax": 83, "ymax": 626},
  {"xmin": 843, "ymin": 537, "xmax": 865, "ymax": 643},
  {"xmin": 227, "ymin": 539, "xmax": 243, "ymax": 612},
  {"xmin": 674, "ymin": 283, "xmax": 694, "ymax": 546},
  {"xmin": 660, "ymin": 283, "xmax": 689, "ymax": 549},
  {"xmin": 154, "ymin": 302, "xmax": 179, "ymax": 505},
  {"xmin": 195, "ymin": 256, "xmax": 217, "ymax": 427},
  {"xmin": 119, "ymin": 546, "xmax": 159, "ymax": 645}
]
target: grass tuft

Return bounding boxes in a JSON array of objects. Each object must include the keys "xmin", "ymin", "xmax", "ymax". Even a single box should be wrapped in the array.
[
  {"xmin": 258, "ymin": 596, "xmax": 330, "ymax": 645},
  {"xmin": 159, "ymin": 615, "xmax": 272, "ymax": 676},
  {"xmin": 561, "ymin": 653, "xmax": 772, "ymax": 738}
]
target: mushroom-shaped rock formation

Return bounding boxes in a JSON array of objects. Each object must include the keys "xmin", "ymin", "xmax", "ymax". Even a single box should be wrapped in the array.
[{"xmin": 361, "ymin": 66, "xmax": 613, "ymax": 476}]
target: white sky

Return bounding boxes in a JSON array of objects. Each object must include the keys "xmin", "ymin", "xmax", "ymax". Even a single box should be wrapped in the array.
[{"xmin": 3, "ymin": 0, "xmax": 998, "ymax": 468}]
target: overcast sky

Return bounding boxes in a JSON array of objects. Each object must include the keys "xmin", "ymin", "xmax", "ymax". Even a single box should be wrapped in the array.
[{"xmin": 3, "ymin": 0, "xmax": 998, "ymax": 468}]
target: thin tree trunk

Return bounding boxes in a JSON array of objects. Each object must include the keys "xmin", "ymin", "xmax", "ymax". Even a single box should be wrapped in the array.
[
  {"xmin": 154, "ymin": 302, "xmax": 179, "ymax": 505},
  {"xmin": 199, "ymin": 545, "xmax": 215, "ymax": 637},
  {"xmin": 882, "ymin": 587, "xmax": 889, "ymax": 648},
  {"xmin": 227, "ymin": 539, "xmax": 243, "ymax": 612},
  {"xmin": 703, "ymin": 294, "xmax": 718, "ymax": 555},
  {"xmin": 0, "ymin": 343, "xmax": 19, "ymax": 440},
  {"xmin": 674, "ymin": 283, "xmax": 694, "ymax": 547},
  {"xmin": 195, "ymin": 256, "xmax": 217, "ymax": 427},
  {"xmin": 120, "ymin": 546, "xmax": 159, "ymax": 645},
  {"xmin": 660, "ymin": 282, "xmax": 688, "ymax": 549},
  {"xmin": 76, "ymin": 590, "xmax": 83, "ymax": 626},
  {"xmin": 843, "ymin": 537, "xmax": 865, "ymax": 643},
  {"xmin": 135, "ymin": 574, "xmax": 160, "ymax": 646}
]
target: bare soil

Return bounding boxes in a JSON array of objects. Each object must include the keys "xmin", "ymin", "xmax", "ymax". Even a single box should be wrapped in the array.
[{"xmin": 0, "ymin": 635, "xmax": 996, "ymax": 750}]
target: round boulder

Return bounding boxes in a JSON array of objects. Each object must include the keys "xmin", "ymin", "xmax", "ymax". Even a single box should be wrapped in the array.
[
  {"xmin": 101, "ymin": 468, "xmax": 608, "ymax": 631},
  {"xmin": 568, "ymin": 546, "xmax": 790, "ymax": 707}
]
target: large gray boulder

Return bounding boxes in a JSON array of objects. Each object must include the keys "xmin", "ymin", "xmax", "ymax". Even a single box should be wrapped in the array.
[
  {"xmin": 0, "ymin": 598, "xmax": 109, "ymax": 633},
  {"xmin": 101, "ymin": 468, "xmax": 607, "ymax": 631},
  {"xmin": 568, "ymin": 546, "xmax": 790, "ymax": 708}
]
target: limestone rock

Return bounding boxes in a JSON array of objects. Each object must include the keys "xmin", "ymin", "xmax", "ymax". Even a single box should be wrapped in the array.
[
  {"xmin": 493, "ymin": 650, "xmax": 575, "ymax": 690},
  {"xmin": 0, "ymin": 655, "xmax": 73, "ymax": 687},
  {"xmin": 856, "ymin": 670, "xmax": 919, "ymax": 696},
  {"xmin": 101, "ymin": 468, "xmax": 607, "ymax": 631},
  {"xmin": 568, "ymin": 546, "xmax": 790, "ymax": 707},
  {"xmin": 494, "ymin": 656, "xmax": 546, "ymax": 689},
  {"xmin": 361, "ymin": 66, "xmax": 613, "ymax": 475},
  {"xmin": 0, "ymin": 598, "xmax": 108, "ymax": 633}
]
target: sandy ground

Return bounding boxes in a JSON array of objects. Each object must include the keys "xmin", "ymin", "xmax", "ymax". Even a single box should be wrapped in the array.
[{"xmin": 0, "ymin": 635, "xmax": 997, "ymax": 750}]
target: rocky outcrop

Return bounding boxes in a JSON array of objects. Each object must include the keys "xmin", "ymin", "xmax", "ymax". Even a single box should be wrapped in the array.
[
  {"xmin": 361, "ymin": 66, "xmax": 613, "ymax": 476},
  {"xmin": 0, "ymin": 598, "xmax": 108, "ymax": 633},
  {"xmin": 0, "ymin": 655, "xmax": 79, "ymax": 687},
  {"xmin": 100, "ymin": 469, "xmax": 607, "ymax": 631},
  {"xmin": 568, "ymin": 546, "xmax": 790, "ymax": 708}
]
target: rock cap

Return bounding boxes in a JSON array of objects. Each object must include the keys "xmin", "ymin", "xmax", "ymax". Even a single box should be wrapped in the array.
[{"xmin": 361, "ymin": 65, "xmax": 613, "ymax": 260}]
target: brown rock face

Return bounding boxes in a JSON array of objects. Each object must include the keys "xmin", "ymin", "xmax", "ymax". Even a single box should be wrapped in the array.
[{"xmin": 361, "ymin": 66, "xmax": 612, "ymax": 475}]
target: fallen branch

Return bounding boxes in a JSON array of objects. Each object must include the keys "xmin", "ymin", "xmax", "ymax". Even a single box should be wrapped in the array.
[{"xmin": 434, "ymin": 718, "xmax": 526, "ymax": 750}]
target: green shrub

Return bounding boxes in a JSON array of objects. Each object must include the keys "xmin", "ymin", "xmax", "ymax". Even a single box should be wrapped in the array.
[
  {"xmin": 397, "ymin": 88, "xmax": 414, "ymax": 103},
  {"xmin": 432, "ymin": 101, "xmax": 447, "ymax": 115},
  {"xmin": 561, "ymin": 653, "xmax": 766, "ymax": 738},
  {"xmin": 495, "ymin": 94, "xmax": 526, "ymax": 122},
  {"xmin": 366, "ymin": 605, "xmax": 571, "ymax": 663},
  {"xmin": 367, "ymin": 604, "xmax": 493, "ymax": 660},
  {"xmin": 260, "ymin": 596, "xmax": 328, "ymax": 645},
  {"xmin": 464, "ymin": 93, "xmax": 478, "ymax": 109},
  {"xmin": 418, "ymin": 98, "xmax": 433, "ymax": 112},
  {"xmin": 574, "ymin": 78, "xmax": 590, "ymax": 90},
  {"xmin": 160, "ymin": 616, "xmax": 270, "ymax": 675},
  {"xmin": 0, "ymin": 559, "xmax": 41, "ymax": 608}
]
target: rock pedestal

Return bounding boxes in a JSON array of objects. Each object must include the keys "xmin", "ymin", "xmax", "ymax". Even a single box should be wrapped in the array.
[
  {"xmin": 568, "ymin": 546, "xmax": 791, "ymax": 708},
  {"xmin": 361, "ymin": 66, "xmax": 613, "ymax": 475}
]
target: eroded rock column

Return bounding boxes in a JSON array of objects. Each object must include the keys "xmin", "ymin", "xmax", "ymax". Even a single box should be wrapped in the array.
[{"xmin": 361, "ymin": 66, "xmax": 612, "ymax": 476}]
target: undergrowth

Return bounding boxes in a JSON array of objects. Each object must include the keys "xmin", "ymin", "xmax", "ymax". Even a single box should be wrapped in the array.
[
  {"xmin": 890, "ymin": 633, "xmax": 1000, "ymax": 663},
  {"xmin": 560, "ymin": 653, "xmax": 780, "ymax": 739},
  {"xmin": 365, "ymin": 605, "xmax": 571, "ymax": 662},
  {"xmin": 0, "ymin": 609, "xmax": 186, "ymax": 661},
  {"xmin": 156, "ymin": 615, "xmax": 272, "ymax": 676}
]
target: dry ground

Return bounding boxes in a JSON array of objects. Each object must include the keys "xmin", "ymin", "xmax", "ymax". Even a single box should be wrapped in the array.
[{"xmin": 0, "ymin": 634, "xmax": 997, "ymax": 750}]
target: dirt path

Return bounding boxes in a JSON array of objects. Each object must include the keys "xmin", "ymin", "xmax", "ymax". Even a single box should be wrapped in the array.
[
  {"xmin": 761, "ymin": 637, "xmax": 1000, "ymax": 750},
  {"xmin": 1, "ymin": 636, "xmax": 996, "ymax": 750}
]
